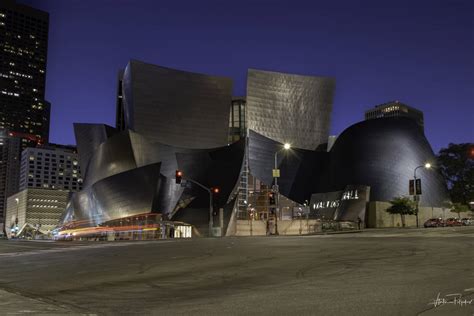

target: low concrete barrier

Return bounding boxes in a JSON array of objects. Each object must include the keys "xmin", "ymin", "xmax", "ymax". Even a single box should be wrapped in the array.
[{"xmin": 234, "ymin": 219, "xmax": 323, "ymax": 236}]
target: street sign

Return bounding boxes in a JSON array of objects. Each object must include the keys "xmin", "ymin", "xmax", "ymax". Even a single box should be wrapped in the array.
[
  {"xmin": 180, "ymin": 180, "xmax": 192, "ymax": 188},
  {"xmin": 272, "ymin": 184, "xmax": 279, "ymax": 192},
  {"xmin": 272, "ymin": 169, "xmax": 280, "ymax": 178}
]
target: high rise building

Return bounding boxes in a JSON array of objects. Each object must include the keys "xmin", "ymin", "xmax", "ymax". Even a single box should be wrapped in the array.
[
  {"xmin": 0, "ymin": 0, "xmax": 50, "ymax": 144},
  {"xmin": 364, "ymin": 101, "xmax": 424, "ymax": 128},
  {"xmin": 19, "ymin": 144, "xmax": 83, "ymax": 192},
  {"xmin": 0, "ymin": 132, "xmax": 21, "ymax": 225}
]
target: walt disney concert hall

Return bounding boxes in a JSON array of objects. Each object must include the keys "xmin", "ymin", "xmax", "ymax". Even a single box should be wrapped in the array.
[{"xmin": 58, "ymin": 60, "xmax": 449, "ymax": 239}]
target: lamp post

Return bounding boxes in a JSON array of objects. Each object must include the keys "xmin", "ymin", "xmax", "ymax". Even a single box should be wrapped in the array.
[
  {"xmin": 273, "ymin": 143, "xmax": 291, "ymax": 235},
  {"xmin": 15, "ymin": 197, "xmax": 19, "ymax": 231},
  {"xmin": 413, "ymin": 163, "xmax": 431, "ymax": 228}
]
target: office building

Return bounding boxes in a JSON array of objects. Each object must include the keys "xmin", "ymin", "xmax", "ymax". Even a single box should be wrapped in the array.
[
  {"xmin": 0, "ymin": 0, "xmax": 51, "ymax": 230},
  {"xmin": 19, "ymin": 144, "xmax": 82, "ymax": 192},
  {"xmin": 365, "ymin": 100, "xmax": 424, "ymax": 128},
  {"xmin": 5, "ymin": 188, "xmax": 70, "ymax": 238},
  {"xmin": 0, "ymin": 132, "xmax": 21, "ymax": 225},
  {"xmin": 0, "ymin": 0, "xmax": 51, "ymax": 144}
]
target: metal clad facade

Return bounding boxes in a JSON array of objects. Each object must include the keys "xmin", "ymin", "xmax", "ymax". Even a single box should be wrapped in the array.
[
  {"xmin": 328, "ymin": 117, "xmax": 449, "ymax": 206},
  {"xmin": 123, "ymin": 60, "xmax": 233, "ymax": 149},
  {"xmin": 246, "ymin": 69, "xmax": 335, "ymax": 150}
]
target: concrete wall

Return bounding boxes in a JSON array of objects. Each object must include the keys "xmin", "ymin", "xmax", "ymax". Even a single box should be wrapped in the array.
[
  {"xmin": 234, "ymin": 219, "xmax": 322, "ymax": 236},
  {"xmin": 367, "ymin": 201, "xmax": 471, "ymax": 228}
]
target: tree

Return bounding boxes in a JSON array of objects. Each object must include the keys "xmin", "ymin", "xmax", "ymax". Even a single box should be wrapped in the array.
[
  {"xmin": 386, "ymin": 196, "xmax": 416, "ymax": 227},
  {"xmin": 437, "ymin": 143, "xmax": 474, "ymax": 207},
  {"xmin": 450, "ymin": 202, "xmax": 470, "ymax": 219}
]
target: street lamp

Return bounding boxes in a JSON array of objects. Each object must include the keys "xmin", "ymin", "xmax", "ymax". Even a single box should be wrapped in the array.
[
  {"xmin": 273, "ymin": 143, "xmax": 291, "ymax": 235},
  {"xmin": 13, "ymin": 198, "xmax": 19, "ymax": 237},
  {"xmin": 413, "ymin": 163, "xmax": 432, "ymax": 227}
]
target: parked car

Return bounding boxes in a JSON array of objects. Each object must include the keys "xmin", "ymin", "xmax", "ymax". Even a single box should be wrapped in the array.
[
  {"xmin": 460, "ymin": 218, "xmax": 473, "ymax": 226},
  {"xmin": 423, "ymin": 218, "xmax": 445, "ymax": 228},
  {"xmin": 445, "ymin": 218, "xmax": 462, "ymax": 227}
]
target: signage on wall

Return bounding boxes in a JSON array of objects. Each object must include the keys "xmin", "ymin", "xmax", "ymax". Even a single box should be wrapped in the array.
[
  {"xmin": 313, "ymin": 189, "xmax": 360, "ymax": 210},
  {"xmin": 309, "ymin": 185, "xmax": 370, "ymax": 222}
]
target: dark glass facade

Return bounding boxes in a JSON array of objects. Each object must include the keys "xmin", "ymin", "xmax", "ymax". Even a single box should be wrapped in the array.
[
  {"xmin": 228, "ymin": 97, "xmax": 246, "ymax": 143},
  {"xmin": 0, "ymin": 0, "xmax": 50, "ymax": 144},
  {"xmin": 0, "ymin": 133, "xmax": 21, "ymax": 223},
  {"xmin": 115, "ymin": 70, "xmax": 125, "ymax": 131}
]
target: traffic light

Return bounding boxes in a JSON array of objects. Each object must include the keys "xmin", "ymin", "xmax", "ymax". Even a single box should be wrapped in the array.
[
  {"xmin": 409, "ymin": 180, "xmax": 414, "ymax": 195},
  {"xmin": 175, "ymin": 170, "xmax": 183, "ymax": 184},
  {"xmin": 269, "ymin": 192, "xmax": 275, "ymax": 205},
  {"xmin": 212, "ymin": 187, "xmax": 220, "ymax": 216}
]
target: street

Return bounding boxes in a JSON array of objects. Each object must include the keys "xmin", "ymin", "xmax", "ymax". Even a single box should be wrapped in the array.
[{"xmin": 0, "ymin": 227, "xmax": 473, "ymax": 315}]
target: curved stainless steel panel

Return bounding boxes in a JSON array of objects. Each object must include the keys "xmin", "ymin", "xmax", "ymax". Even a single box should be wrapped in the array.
[
  {"xmin": 83, "ymin": 131, "xmax": 137, "ymax": 187},
  {"xmin": 122, "ymin": 60, "xmax": 233, "ymax": 149},
  {"xmin": 246, "ymin": 69, "xmax": 335, "ymax": 150},
  {"xmin": 73, "ymin": 123, "xmax": 117, "ymax": 176},
  {"xmin": 67, "ymin": 162, "xmax": 162, "ymax": 224},
  {"xmin": 328, "ymin": 117, "xmax": 449, "ymax": 206}
]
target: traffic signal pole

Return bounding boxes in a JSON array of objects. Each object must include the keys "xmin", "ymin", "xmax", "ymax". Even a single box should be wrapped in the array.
[
  {"xmin": 175, "ymin": 171, "xmax": 217, "ymax": 237},
  {"xmin": 184, "ymin": 178, "xmax": 213, "ymax": 236},
  {"xmin": 414, "ymin": 174, "xmax": 419, "ymax": 228}
]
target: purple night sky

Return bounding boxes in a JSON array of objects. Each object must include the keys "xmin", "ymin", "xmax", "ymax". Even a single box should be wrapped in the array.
[{"xmin": 21, "ymin": 0, "xmax": 474, "ymax": 152}]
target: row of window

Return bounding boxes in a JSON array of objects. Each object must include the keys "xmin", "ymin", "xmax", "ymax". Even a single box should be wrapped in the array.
[
  {"xmin": 27, "ymin": 183, "xmax": 81, "ymax": 190},
  {"xmin": 29, "ymin": 198, "xmax": 60, "ymax": 202},
  {"xmin": 28, "ymin": 152, "xmax": 75, "ymax": 159}
]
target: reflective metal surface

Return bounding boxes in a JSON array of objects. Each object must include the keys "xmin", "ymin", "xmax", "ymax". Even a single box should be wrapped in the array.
[
  {"xmin": 73, "ymin": 123, "xmax": 117, "ymax": 176},
  {"xmin": 62, "ymin": 126, "xmax": 245, "ymax": 228},
  {"xmin": 248, "ymin": 116, "xmax": 449, "ymax": 207},
  {"xmin": 122, "ymin": 60, "xmax": 233, "ymax": 149},
  {"xmin": 327, "ymin": 117, "xmax": 449, "ymax": 206},
  {"xmin": 246, "ymin": 69, "xmax": 335, "ymax": 150}
]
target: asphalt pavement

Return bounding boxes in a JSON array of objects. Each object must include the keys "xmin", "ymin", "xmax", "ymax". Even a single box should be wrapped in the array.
[{"xmin": 0, "ymin": 227, "xmax": 473, "ymax": 315}]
